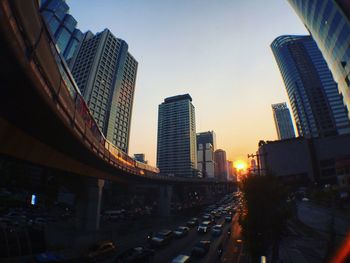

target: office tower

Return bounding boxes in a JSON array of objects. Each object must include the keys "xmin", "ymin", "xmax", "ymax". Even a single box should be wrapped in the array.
[
  {"xmin": 272, "ymin": 103, "xmax": 296, "ymax": 140},
  {"xmin": 227, "ymin": 160, "xmax": 235, "ymax": 181},
  {"xmin": 40, "ymin": 0, "xmax": 83, "ymax": 61},
  {"xmin": 214, "ymin": 149, "xmax": 228, "ymax": 181},
  {"xmin": 197, "ymin": 143, "xmax": 215, "ymax": 178},
  {"xmin": 70, "ymin": 29, "xmax": 138, "ymax": 153},
  {"xmin": 134, "ymin": 154, "xmax": 147, "ymax": 164},
  {"xmin": 197, "ymin": 131, "xmax": 217, "ymax": 151},
  {"xmin": 287, "ymin": 0, "xmax": 350, "ymax": 114},
  {"xmin": 271, "ymin": 35, "xmax": 350, "ymax": 138},
  {"xmin": 157, "ymin": 94, "xmax": 197, "ymax": 177}
]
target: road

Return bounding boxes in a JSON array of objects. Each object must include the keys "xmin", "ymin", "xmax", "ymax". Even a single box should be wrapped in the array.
[{"xmin": 150, "ymin": 213, "xmax": 244, "ymax": 263}]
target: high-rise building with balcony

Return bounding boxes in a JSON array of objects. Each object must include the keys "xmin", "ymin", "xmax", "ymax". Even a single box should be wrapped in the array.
[
  {"xmin": 70, "ymin": 29, "xmax": 138, "ymax": 153},
  {"xmin": 157, "ymin": 94, "xmax": 197, "ymax": 177},
  {"xmin": 271, "ymin": 35, "xmax": 350, "ymax": 138},
  {"xmin": 287, "ymin": 0, "xmax": 350, "ymax": 116},
  {"xmin": 40, "ymin": 0, "xmax": 83, "ymax": 61},
  {"xmin": 272, "ymin": 102, "xmax": 296, "ymax": 140}
]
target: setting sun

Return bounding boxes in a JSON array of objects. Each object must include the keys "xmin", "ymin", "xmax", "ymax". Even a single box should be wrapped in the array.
[{"xmin": 234, "ymin": 160, "xmax": 247, "ymax": 171}]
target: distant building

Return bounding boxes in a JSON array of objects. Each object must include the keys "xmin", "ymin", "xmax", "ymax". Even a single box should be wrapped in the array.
[
  {"xmin": 157, "ymin": 94, "xmax": 197, "ymax": 177},
  {"xmin": 258, "ymin": 134, "xmax": 350, "ymax": 186},
  {"xmin": 134, "ymin": 154, "xmax": 147, "ymax": 164},
  {"xmin": 227, "ymin": 160, "xmax": 235, "ymax": 181},
  {"xmin": 197, "ymin": 131, "xmax": 216, "ymax": 151},
  {"xmin": 197, "ymin": 143, "xmax": 215, "ymax": 178},
  {"xmin": 70, "ymin": 29, "xmax": 138, "ymax": 153},
  {"xmin": 287, "ymin": 0, "xmax": 350, "ymax": 116},
  {"xmin": 40, "ymin": 0, "xmax": 83, "ymax": 61},
  {"xmin": 214, "ymin": 149, "xmax": 228, "ymax": 181},
  {"xmin": 272, "ymin": 103, "xmax": 295, "ymax": 140},
  {"xmin": 250, "ymin": 159, "xmax": 257, "ymax": 174},
  {"xmin": 271, "ymin": 35, "xmax": 350, "ymax": 138}
]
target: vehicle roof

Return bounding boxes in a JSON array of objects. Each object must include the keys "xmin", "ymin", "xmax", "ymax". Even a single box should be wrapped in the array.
[
  {"xmin": 171, "ymin": 254, "xmax": 190, "ymax": 263},
  {"xmin": 159, "ymin": 229, "xmax": 172, "ymax": 234}
]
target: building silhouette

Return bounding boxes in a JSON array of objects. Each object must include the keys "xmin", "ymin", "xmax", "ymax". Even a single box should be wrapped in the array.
[
  {"xmin": 214, "ymin": 149, "xmax": 228, "ymax": 181},
  {"xmin": 287, "ymin": 0, "xmax": 350, "ymax": 116},
  {"xmin": 272, "ymin": 102, "xmax": 296, "ymax": 140},
  {"xmin": 271, "ymin": 35, "xmax": 350, "ymax": 138},
  {"xmin": 70, "ymin": 29, "xmax": 138, "ymax": 153},
  {"xmin": 157, "ymin": 94, "xmax": 197, "ymax": 177}
]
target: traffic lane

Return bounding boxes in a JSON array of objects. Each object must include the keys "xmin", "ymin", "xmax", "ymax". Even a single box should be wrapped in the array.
[
  {"xmin": 151, "ymin": 225, "xmax": 203, "ymax": 263},
  {"xmin": 151, "ymin": 217, "xmax": 231, "ymax": 263},
  {"xmin": 221, "ymin": 213, "xmax": 244, "ymax": 263},
  {"xmin": 195, "ymin": 221, "xmax": 231, "ymax": 263}
]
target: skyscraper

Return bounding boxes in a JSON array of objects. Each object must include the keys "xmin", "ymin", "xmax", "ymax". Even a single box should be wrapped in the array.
[
  {"xmin": 197, "ymin": 143, "xmax": 215, "ymax": 178},
  {"xmin": 40, "ymin": 0, "xmax": 83, "ymax": 61},
  {"xmin": 272, "ymin": 102, "xmax": 296, "ymax": 140},
  {"xmin": 214, "ymin": 149, "xmax": 228, "ymax": 181},
  {"xmin": 70, "ymin": 29, "xmax": 138, "ymax": 153},
  {"xmin": 197, "ymin": 131, "xmax": 217, "ymax": 151},
  {"xmin": 287, "ymin": 0, "xmax": 350, "ymax": 115},
  {"xmin": 271, "ymin": 35, "xmax": 350, "ymax": 138},
  {"xmin": 157, "ymin": 94, "xmax": 197, "ymax": 177}
]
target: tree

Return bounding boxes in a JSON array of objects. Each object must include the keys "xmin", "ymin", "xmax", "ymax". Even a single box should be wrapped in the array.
[{"xmin": 239, "ymin": 174, "xmax": 292, "ymax": 262}]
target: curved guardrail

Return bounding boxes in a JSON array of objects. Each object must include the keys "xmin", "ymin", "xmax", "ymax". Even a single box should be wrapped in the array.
[{"xmin": 0, "ymin": 0, "xmax": 228, "ymax": 184}]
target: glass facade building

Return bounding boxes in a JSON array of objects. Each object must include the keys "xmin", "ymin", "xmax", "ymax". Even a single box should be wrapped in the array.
[
  {"xmin": 271, "ymin": 35, "xmax": 350, "ymax": 138},
  {"xmin": 40, "ymin": 0, "xmax": 83, "ymax": 61},
  {"xmin": 288, "ymin": 0, "xmax": 350, "ymax": 116},
  {"xmin": 69, "ymin": 29, "xmax": 138, "ymax": 153},
  {"xmin": 157, "ymin": 94, "xmax": 197, "ymax": 177},
  {"xmin": 196, "ymin": 131, "xmax": 216, "ymax": 151},
  {"xmin": 272, "ymin": 103, "xmax": 296, "ymax": 140}
]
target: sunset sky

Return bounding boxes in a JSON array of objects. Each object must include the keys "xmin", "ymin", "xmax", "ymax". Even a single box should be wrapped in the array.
[{"xmin": 67, "ymin": 0, "xmax": 308, "ymax": 166}]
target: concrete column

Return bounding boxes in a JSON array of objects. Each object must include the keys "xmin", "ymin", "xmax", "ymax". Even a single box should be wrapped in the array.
[
  {"xmin": 158, "ymin": 185, "xmax": 172, "ymax": 217},
  {"xmin": 76, "ymin": 178, "xmax": 105, "ymax": 232}
]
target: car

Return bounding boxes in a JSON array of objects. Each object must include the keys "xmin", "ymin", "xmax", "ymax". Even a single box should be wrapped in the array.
[
  {"xmin": 202, "ymin": 214, "xmax": 213, "ymax": 222},
  {"xmin": 171, "ymin": 254, "xmax": 191, "ymax": 263},
  {"xmin": 190, "ymin": 217, "xmax": 199, "ymax": 224},
  {"xmin": 197, "ymin": 221, "xmax": 211, "ymax": 233},
  {"xmin": 214, "ymin": 212, "xmax": 222, "ymax": 219},
  {"xmin": 115, "ymin": 246, "xmax": 155, "ymax": 262},
  {"xmin": 174, "ymin": 226, "xmax": 189, "ymax": 238},
  {"xmin": 150, "ymin": 230, "xmax": 173, "ymax": 247},
  {"xmin": 191, "ymin": 241, "xmax": 211, "ymax": 257},
  {"xmin": 186, "ymin": 220, "xmax": 197, "ymax": 228},
  {"xmin": 225, "ymin": 216, "xmax": 232, "ymax": 222},
  {"xmin": 211, "ymin": 224, "xmax": 223, "ymax": 237},
  {"xmin": 85, "ymin": 241, "xmax": 117, "ymax": 262}
]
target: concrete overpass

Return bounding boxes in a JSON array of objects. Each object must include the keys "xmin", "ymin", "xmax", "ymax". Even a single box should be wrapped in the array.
[{"xmin": 0, "ymin": 0, "xmax": 236, "ymax": 231}]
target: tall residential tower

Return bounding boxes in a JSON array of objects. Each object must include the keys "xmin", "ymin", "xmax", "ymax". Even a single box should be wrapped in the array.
[
  {"xmin": 272, "ymin": 102, "xmax": 296, "ymax": 140},
  {"xmin": 271, "ymin": 35, "xmax": 350, "ymax": 138},
  {"xmin": 287, "ymin": 0, "xmax": 350, "ymax": 115},
  {"xmin": 70, "ymin": 29, "xmax": 138, "ymax": 153},
  {"xmin": 157, "ymin": 94, "xmax": 197, "ymax": 177}
]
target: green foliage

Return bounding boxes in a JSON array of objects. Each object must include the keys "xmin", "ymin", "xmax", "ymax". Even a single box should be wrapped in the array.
[{"xmin": 240, "ymin": 174, "xmax": 292, "ymax": 261}]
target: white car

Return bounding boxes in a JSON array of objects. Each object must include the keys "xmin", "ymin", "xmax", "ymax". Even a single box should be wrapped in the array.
[{"xmin": 197, "ymin": 221, "xmax": 211, "ymax": 233}]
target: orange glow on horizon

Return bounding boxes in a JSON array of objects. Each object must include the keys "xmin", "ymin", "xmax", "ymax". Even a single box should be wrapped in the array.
[{"xmin": 234, "ymin": 160, "xmax": 248, "ymax": 172}]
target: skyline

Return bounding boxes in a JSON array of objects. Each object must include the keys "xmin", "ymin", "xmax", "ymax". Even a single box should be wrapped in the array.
[{"xmin": 67, "ymin": 0, "xmax": 309, "ymax": 166}]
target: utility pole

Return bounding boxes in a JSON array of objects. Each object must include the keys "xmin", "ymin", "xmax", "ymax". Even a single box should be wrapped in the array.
[{"xmin": 248, "ymin": 152, "xmax": 267, "ymax": 176}]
